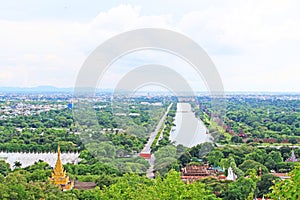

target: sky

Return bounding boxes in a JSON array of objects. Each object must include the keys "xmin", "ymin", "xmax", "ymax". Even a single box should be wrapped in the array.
[{"xmin": 0, "ymin": 0, "xmax": 300, "ymax": 92}]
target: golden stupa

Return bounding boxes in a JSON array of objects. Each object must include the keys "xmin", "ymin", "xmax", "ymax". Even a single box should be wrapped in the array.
[{"xmin": 49, "ymin": 145, "xmax": 74, "ymax": 191}]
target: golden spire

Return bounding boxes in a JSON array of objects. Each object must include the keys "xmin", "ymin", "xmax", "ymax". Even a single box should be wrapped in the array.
[
  {"xmin": 53, "ymin": 145, "xmax": 64, "ymax": 176},
  {"xmin": 58, "ymin": 145, "xmax": 61, "ymax": 158},
  {"xmin": 49, "ymin": 144, "xmax": 74, "ymax": 191}
]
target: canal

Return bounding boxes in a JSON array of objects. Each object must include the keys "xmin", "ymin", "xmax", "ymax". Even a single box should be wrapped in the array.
[{"xmin": 170, "ymin": 102, "xmax": 211, "ymax": 147}]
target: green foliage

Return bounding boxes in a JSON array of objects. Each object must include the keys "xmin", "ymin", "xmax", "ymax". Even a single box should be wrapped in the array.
[
  {"xmin": 0, "ymin": 99, "xmax": 167, "ymax": 153},
  {"xmin": 64, "ymin": 161, "xmax": 120, "ymax": 176},
  {"xmin": 189, "ymin": 142, "xmax": 214, "ymax": 159},
  {"xmin": 100, "ymin": 170, "xmax": 220, "ymax": 200},
  {"xmin": 225, "ymin": 176, "xmax": 256, "ymax": 200},
  {"xmin": 256, "ymin": 173, "xmax": 279, "ymax": 197},
  {"xmin": 231, "ymin": 136, "xmax": 243, "ymax": 143},
  {"xmin": 239, "ymin": 160, "xmax": 268, "ymax": 175},
  {"xmin": 0, "ymin": 96, "xmax": 299, "ymax": 199},
  {"xmin": 0, "ymin": 170, "xmax": 77, "ymax": 200},
  {"xmin": 0, "ymin": 160, "xmax": 10, "ymax": 176},
  {"xmin": 207, "ymin": 150, "xmax": 224, "ymax": 166},
  {"xmin": 95, "ymin": 174, "xmax": 118, "ymax": 189},
  {"xmin": 269, "ymin": 164, "xmax": 300, "ymax": 199},
  {"xmin": 0, "ymin": 126, "xmax": 82, "ymax": 152},
  {"xmin": 154, "ymin": 145, "xmax": 178, "ymax": 176},
  {"xmin": 152, "ymin": 103, "xmax": 177, "ymax": 151},
  {"xmin": 198, "ymin": 96, "xmax": 300, "ymax": 143}
]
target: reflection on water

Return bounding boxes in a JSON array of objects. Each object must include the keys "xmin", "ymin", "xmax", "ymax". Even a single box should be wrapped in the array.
[{"xmin": 170, "ymin": 103, "xmax": 211, "ymax": 147}]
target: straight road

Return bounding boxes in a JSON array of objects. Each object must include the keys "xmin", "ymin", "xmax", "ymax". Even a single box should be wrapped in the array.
[
  {"xmin": 140, "ymin": 103, "xmax": 173, "ymax": 178},
  {"xmin": 141, "ymin": 103, "xmax": 173, "ymax": 153}
]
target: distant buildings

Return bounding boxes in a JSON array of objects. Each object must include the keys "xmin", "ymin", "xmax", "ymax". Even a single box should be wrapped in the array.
[
  {"xmin": 140, "ymin": 102, "xmax": 163, "ymax": 106},
  {"xmin": 0, "ymin": 101, "xmax": 66, "ymax": 119}
]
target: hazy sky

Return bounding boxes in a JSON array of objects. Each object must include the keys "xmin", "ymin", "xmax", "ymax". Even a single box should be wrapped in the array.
[{"xmin": 0, "ymin": 0, "xmax": 299, "ymax": 92}]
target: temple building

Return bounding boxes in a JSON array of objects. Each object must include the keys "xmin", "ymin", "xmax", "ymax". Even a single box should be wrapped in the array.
[
  {"xmin": 49, "ymin": 145, "xmax": 74, "ymax": 191},
  {"xmin": 180, "ymin": 164, "xmax": 226, "ymax": 183}
]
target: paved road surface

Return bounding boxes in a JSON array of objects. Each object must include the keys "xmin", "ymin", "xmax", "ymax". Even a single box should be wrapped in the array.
[
  {"xmin": 146, "ymin": 154, "xmax": 156, "ymax": 178},
  {"xmin": 140, "ymin": 103, "xmax": 172, "ymax": 178},
  {"xmin": 141, "ymin": 103, "xmax": 173, "ymax": 154}
]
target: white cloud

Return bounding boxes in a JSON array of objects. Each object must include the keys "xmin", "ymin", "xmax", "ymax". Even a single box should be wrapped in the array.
[
  {"xmin": 176, "ymin": 1, "xmax": 300, "ymax": 92},
  {"xmin": 0, "ymin": 2, "xmax": 299, "ymax": 91},
  {"xmin": 0, "ymin": 4, "xmax": 173, "ymax": 87}
]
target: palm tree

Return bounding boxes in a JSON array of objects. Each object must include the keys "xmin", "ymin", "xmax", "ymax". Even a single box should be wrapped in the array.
[{"xmin": 13, "ymin": 161, "xmax": 22, "ymax": 168}]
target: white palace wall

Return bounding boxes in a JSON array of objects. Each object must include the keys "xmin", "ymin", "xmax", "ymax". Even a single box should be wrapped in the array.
[{"xmin": 0, "ymin": 152, "xmax": 80, "ymax": 169}]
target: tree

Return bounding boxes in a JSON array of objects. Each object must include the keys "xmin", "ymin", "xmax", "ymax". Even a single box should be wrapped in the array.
[
  {"xmin": 207, "ymin": 150, "xmax": 224, "ymax": 166},
  {"xmin": 264, "ymin": 158, "xmax": 276, "ymax": 171},
  {"xmin": 13, "ymin": 161, "xmax": 22, "ymax": 168},
  {"xmin": 225, "ymin": 176, "xmax": 256, "ymax": 200},
  {"xmin": 154, "ymin": 145, "xmax": 177, "ymax": 176},
  {"xmin": 288, "ymin": 137, "xmax": 298, "ymax": 144},
  {"xmin": 178, "ymin": 152, "xmax": 191, "ymax": 167},
  {"xmin": 228, "ymin": 156, "xmax": 244, "ymax": 178},
  {"xmin": 239, "ymin": 160, "xmax": 268, "ymax": 175},
  {"xmin": 2, "ymin": 171, "xmax": 28, "ymax": 199},
  {"xmin": 231, "ymin": 136, "xmax": 243, "ymax": 143},
  {"xmin": 256, "ymin": 173, "xmax": 279, "ymax": 197},
  {"xmin": 245, "ymin": 149, "xmax": 267, "ymax": 164},
  {"xmin": 79, "ymin": 149, "xmax": 94, "ymax": 162},
  {"xmin": 219, "ymin": 158, "xmax": 230, "ymax": 170},
  {"xmin": 0, "ymin": 160, "xmax": 10, "ymax": 176},
  {"xmin": 155, "ymin": 170, "xmax": 219, "ymax": 200},
  {"xmin": 100, "ymin": 170, "xmax": 220, "ymax": 200},
  {"xmin": 280, "ymin": 146, "xmax": 292, "ymax": 160},
  {"xmin": 275, "ymin": 162, "xmax": 294, "ymax": 173},
  {"xmin": 189, "ymin": 142, "xmax": 214, "ymax": 158},
  {"xmin": 100, "ymin": 173, "xmax": 153, "ymax": 199},
  {"xmin": 268, "ymin": 151, "xmax": 283, "ymax": 163},
  {"xmin": 269, "ymin": 164, "xmax": 300, "ymax": 199},
  {"xmin": 86, "ymin": 141, "xmax": 116, "ymax": 159},
  {"xmin": 96, "ymin": 174, "xmax": 117, "ymax": 189}
]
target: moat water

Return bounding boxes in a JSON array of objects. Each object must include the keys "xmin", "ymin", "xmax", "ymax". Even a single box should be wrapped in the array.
[{"xmin": 170, "ymin": 103, "xmax": 211, "ymax": 147}]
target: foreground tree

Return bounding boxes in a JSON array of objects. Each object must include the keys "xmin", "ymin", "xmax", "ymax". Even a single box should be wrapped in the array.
[
  {"xmin": 225, "ymin": 176, "xmax": 256, "ymax": 200},
  {"xmin": 101, "ymin": 170, "xmax": 220, "ymax": 200},
  {"xmin": 269, "ymin": 164, "xmax": 300, "ymax": 199},
  {"xmin": 256, "ymin": 173, "xmax": 279, "ymax": 198},
  {"xmin": 0, "ymin": 160, "xmax": 10, "ymax": 176}
]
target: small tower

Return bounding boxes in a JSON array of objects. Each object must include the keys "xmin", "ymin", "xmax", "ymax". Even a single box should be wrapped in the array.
[
  {"xmin": 49, "ymin": 145, "xmax": 74, "ymax": 191},
  {"xmin": 286, "ymin": 148, "xmax": 298, "ymax": 162},
  {"xmin": 226, "ymin": 166, "xmax": 237, "ymax": 181}
]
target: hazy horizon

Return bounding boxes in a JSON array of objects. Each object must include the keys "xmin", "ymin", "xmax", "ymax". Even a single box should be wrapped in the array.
[{"xmin": 0, "ymin": 85, "xmax": 299, "ymax": 94}]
